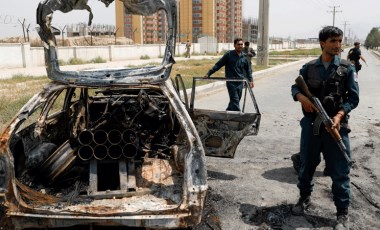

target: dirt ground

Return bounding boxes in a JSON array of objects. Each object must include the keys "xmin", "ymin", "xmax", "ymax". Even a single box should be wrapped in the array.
[{"xmin": 193, "ymin": 49, "xmax": 380, "ymax": 230}]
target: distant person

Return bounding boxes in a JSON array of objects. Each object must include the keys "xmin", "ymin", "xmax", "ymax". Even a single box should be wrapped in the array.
[
  {"xmin": 347, "ymin": 42, "xmax": 367, "ymax": 74},
  {"xmin": 290, "ymin": 26, "xmax": 359, "ymax": 230},
  {"xmin": 185, "ymin": 39, "xmax": 191, "ymax": 58},
  {"xmin": 204, "ymin": 38, "xmax": 254, "ymax": 111},
  {"xmin": 243, "ymin": 41, "xmax": 256, "ymax": 63}
]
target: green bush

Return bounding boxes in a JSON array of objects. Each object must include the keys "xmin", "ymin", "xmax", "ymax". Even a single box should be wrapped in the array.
[
  {"xmin": 91, "ymin": 56, "xmax": 107, "ymax": 63},
  {"xmin": 140, "ymin": 55, "xmax": 150, "ymax": 60},
  {"xmin": 68, "ymin": 58, "xmax": 86, "ymax": 65}
]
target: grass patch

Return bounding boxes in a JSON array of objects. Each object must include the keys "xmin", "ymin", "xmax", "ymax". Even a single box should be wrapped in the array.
[
  {"xmin": 269, "ymin": 48, "xmax": 321, "ymax": 56},
  {"xmin": 0, "ymin": 76, "xmax": 49, "ymax": 131}
]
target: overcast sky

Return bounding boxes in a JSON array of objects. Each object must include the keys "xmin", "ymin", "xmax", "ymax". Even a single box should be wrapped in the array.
[{"xmin": 0, "ymin": 0, "xmax": 378, "ymax": 41}]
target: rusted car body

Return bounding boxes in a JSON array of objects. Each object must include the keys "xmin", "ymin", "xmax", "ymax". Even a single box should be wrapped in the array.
[{"xmin": 0, "ymin": 0, "xmax": 261, "ymax": 229}]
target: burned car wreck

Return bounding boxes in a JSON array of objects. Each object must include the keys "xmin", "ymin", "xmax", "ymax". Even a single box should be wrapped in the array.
[{"xmin": 0, "ymin": 0, "xmax": 261, "ymax": 229}]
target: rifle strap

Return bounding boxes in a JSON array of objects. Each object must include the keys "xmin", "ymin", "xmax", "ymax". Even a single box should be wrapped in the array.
[{"xmin": 313, "ymin": 116, "xmax": 323, "ymax": 136}]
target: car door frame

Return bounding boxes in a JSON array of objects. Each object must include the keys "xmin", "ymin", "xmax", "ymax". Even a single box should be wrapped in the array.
[{"xmin": 174, "ymin": 76, "xmax": 261, "ymax": 158}]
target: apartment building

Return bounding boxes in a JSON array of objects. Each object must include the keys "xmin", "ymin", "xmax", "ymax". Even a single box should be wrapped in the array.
[
  {"xmin": 242, "ymin": 17, "xmax": 258, "ymax": 44},
  {"xmin": 116, "ymin": 0, "xmax": 243, "ymax": 44},
  {"xmin": 179, "ymin": 0, "xmax": 243, "ymax": 43},
  {"xmin": 115, "ymin": 0, "xmax": 168, "ymax": 44}
]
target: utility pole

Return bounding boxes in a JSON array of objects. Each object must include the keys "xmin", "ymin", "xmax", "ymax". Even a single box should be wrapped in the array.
[
  {"xmin": 257, "ymin": 0, "xmax": 269, "ymax": 67},
  {"xmin": 341, "ymin": 21, "xmax": 350, "ymax": 45},
  {"xmin": 348, "ymin": 28, "xmax": 351, "ymax": 45},
  {"xmin": 328, "ymin": 6, "xmax": 341, "ymax": 27}
]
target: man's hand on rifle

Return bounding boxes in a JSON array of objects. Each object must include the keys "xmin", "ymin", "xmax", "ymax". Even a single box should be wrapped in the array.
[
  {"xmin": 332, "ymin": 110, "xmax": 345, "ymax": 131},
  {"xmin": 296, "ymin": 93, "xmax": 316, "ymax": 112}
]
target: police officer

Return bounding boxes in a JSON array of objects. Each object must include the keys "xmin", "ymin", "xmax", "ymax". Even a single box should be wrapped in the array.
[
  {"xmin": 291, "ymin": 26, "xmax": 359, "ymax": 230},
  {"xmin": 204, "ymin": 38, "xmax": 254, "ymax": 111},
  {"xmin": 243, "ymin": 41, "xmax": 256, "ymax": 63},
  {"xmin": 347, "ymin": 42, "xmax": 367, "ymax": 74}
]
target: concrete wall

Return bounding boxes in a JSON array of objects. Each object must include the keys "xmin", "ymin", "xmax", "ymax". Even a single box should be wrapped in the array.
[
  {"xmin": 0, "ymin": 43, "xmax": 31, "ymax": 68},
  {"xmin": 0, "ymin": 42, "xmax": 320, "ymax": 69}
]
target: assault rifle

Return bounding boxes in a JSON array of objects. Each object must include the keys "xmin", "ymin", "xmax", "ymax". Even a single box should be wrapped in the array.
[{"xmin": 295, "ymin": 75, "xmax": 352, "ymax": 166}]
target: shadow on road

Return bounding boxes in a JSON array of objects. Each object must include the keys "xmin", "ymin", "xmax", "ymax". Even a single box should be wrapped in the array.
[
  {"xmin": 261, "ymin": 167, "xmax": 298, "ymax": 184},
  {"xmin": 207, "ymin": 170, "xmax": 237, "ymax": 181}
]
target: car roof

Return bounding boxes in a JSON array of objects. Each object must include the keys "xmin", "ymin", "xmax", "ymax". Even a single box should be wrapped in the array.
[{"xmin": 37, "ymin": 0, "xmax": 177, "ymax": 87}]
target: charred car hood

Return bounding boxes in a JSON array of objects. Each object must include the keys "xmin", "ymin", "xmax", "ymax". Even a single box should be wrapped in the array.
[{"xmin": 37, "ymin": 0, "xmax": 177, "ymax": 86}]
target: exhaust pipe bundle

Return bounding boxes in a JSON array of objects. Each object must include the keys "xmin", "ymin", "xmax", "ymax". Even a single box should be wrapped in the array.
[{"xmin": 77, "ymin": 129, "xmax": 138, "ymax": 161}]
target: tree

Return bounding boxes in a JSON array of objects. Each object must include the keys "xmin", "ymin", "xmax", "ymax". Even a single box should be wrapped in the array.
[{"xmin": 364, "ymin": 27, "xmax": 380, "ymax": 49}]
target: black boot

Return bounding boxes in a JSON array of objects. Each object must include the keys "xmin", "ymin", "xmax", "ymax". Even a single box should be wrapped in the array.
[
  {"xmin": 335, "ymin": 208, "xmax": 349, "ymax": 230},
  {"xmin": 291, "ymin": 195, "xmax": 311, "ymax": 216}
]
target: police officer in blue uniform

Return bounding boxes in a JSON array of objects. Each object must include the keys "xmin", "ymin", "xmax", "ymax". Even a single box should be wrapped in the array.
[
  {"xmin": 291, "ymin": 26, "xmax": 359, "ymax": 230},
  {"xmin": 204, "ymin": 38, "xmax": 254, "ymax": 111}
]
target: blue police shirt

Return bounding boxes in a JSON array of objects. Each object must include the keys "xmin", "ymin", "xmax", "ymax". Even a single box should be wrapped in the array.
[{"xmin": 207, "ymin": 50, "xmax": 253, "ymax": 82}]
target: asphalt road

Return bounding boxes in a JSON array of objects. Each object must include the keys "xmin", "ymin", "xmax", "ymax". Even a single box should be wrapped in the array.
[{"xmin": 194, "ymin": 48, "xmax": 380, "ymax": 230}]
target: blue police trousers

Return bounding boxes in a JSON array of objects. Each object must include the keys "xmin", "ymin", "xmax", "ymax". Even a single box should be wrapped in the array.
[
  {"xmin": 298, "ymin": 116, "xmax": 351, "ymax": 209},
  {"xmin": 226, "ymin": 81, "xmax": 243, "ymax": 111}
]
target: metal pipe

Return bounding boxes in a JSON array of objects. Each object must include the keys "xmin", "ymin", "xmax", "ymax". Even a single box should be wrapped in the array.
[
  {"xmin": 123, "ymin": 129, "xmax": 137, "ymax": 143},
  {"xmin": 108, "ymin": 145, "xmax": 123, "ymax": 159},
  {"xmin": 78, "ymin": 130, "xmax": 93, "ymax": 145},
  {"xmin": 78, "ymin": 145, "xmax": 94, "ymax": 161},
  {"xmin": 93, "ymin": 145, "xmax": 108, "ymax": 160},
  {"xmin": 123, "ymin": 143, "xmax": 137, "ymax": 159},
  {"xmin": 93, "ymin": 130, "xmax": 108, "ymax": 145},
  {"xmin": 108, "ymin": 129, "xmax": 122, "ymax": 145}
]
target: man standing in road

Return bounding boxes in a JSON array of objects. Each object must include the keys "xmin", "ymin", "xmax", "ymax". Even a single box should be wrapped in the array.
[
  {"xmin": 347, "ymin": 41, "xmax": 367, "ymax": 75},
  {"xmin": 290, "ymin": 26, "xmax": 359, "ymax": 230},
  {"xmin": 204, "ymin": 38, "xmax": 254, "ymax": 111}
]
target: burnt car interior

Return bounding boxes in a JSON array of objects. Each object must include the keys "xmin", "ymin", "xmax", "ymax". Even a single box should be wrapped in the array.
[{"xmin": 10, "ymin": 85, "xmax": 187, "ymax": 204}]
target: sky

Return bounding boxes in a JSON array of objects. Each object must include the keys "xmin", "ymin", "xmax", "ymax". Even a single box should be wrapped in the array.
[{"xmin": 0, "ymin": 0, "xmax": 379, "ymax": 41}]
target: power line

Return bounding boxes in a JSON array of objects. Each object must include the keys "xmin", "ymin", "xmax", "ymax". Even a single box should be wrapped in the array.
[
  {"xmin": 327, "ymin": 5, "xmax": 342, "ymax": 27},
  {"xmin": 341, "ymin": 21, "xmax": 350, "ymax": 44}
]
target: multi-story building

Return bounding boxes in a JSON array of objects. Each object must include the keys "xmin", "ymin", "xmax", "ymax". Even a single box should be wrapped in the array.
[
  {"xmin": 116, "ymin": 0, "xmax": 243, "ymax": 44},
  {"xmin": 242, "ymin": 17, "xmax": 258, "ymax": 44},
  {"xmin": 65, "ymin": 24, "xmax": 115, "ymax": 37},
  {"xmin": 179, "ymin": 0, "xmax": 242, "ymax": 43},
  {"xmin": 115, "ymin": 0, "xmax": 168, "ymax": 44}
]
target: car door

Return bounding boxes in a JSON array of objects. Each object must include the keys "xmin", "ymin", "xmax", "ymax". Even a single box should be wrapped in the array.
[{"xmin": 174, "ymin": 76, "xmax": 261, "ymax": 158}]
